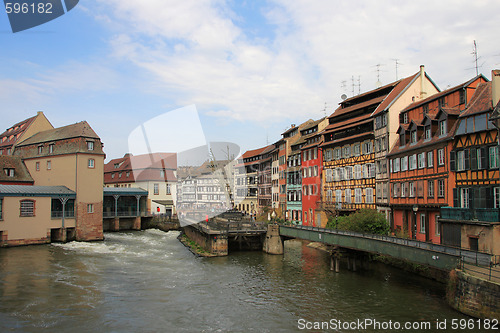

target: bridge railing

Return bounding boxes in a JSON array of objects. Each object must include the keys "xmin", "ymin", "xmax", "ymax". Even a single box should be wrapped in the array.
[
  {"xmin": 282, "ymin": 225, "xmax": 493, "ymax": 266},
  {"xmin": 200, "ymin": 220, "xmax": 267, "ymax": 233}
]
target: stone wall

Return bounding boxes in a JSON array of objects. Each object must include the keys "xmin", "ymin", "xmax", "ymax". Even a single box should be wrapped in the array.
[
  {"xmin": 447, "ymin": 269, "xmax": 500, "ymax": 320},
  {"xmin": 183, "ymin": 225, "xmax": 228, "ymax": 256},
  {"xmin": 76, "ymin": 202, "xmax": 104, "ymax": 241}
]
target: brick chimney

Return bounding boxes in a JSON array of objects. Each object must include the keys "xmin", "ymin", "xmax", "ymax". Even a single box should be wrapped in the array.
[
  {"xmin": 420, "ymin": 65, "xmax": 426, "ymax": 100},
  {"xmin": 492, "ymin": 70, "xmax": 500, "ymax": 108}
]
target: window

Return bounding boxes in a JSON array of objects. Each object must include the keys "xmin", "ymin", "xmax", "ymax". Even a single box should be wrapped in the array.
[
  {"xmin": 457, "ymin": 150, "xmax": 465, "ymax": 171},
  {"xmin": 36, "ymin": 162, "xmax": 40, "ymax": 171},
  {"xmin": 49, "ymin": 144, "xmax": 54, "ymax": 153},
  {"xmin": 495, "ymin": 187, "xmax": 500, "ymax": 209},
  {"xmin": 367, "ymin": 163, "xmax": 375, "ymax": 178},
  {"xmin": 345, "ymin": 166, "xmax": 352, "ymax": 180},
  {"xmin": 47, "ymin": 160, "xmax": 51, "ymax": 170},
  {"xmin": 38, "ymin": 145, "xmax": 43, "ymax": 154},
  {"xmin": 418, "ymin": 153, "xmax": 425, "ymax": 169},
  {"xmin": 409, "ymin": 182, "xmax": 415, "ymax": 197},
  {"xmin": 6, "ymin": 148, "xmax": 11, "ymax": 155},
  {"xmin": 393, "ymin": 183, "xmax": 399, "ymax": 198},
  {"xmin": 325, "ymin": 168, "xmax": 333, "ymax": 182},
  {"xmin": 420, "ymin": 214, "xmax": 426, "ymax": 233},
  {"xmin": 427, "ymin": 151, "xmax": 434, "ymax": 168},
  {"xmin": 354, "ymin": 165, "xmax": 362, "ymax": 179},
  {"xmin": 411, "ymin": 131, "xmax": 417, "ymax": 144},
  {"xmin": 4, "ymin": 168, "xmax": 14, "ymax": 177},
  {"xmin": 393, "ymin": 158, "xmax": 400, "ymax": 173},
  {"xmin": 20, "ymin": 200, "xmax": 35, "ymax": 217},
  {"xmin": 365, "ymin": 188, "xmax": 373, "ymax": 204},
  {"xmin": 435, "ymin": 216, "xmax": 440, "ymax": 236},
  {"xmin": 343, "ymin": 145, "xmax": 351, "ymax": 158},
  {"xmin": 154, "ymin": 183, "xmax": 159, "ymax": 195},
  {"xmin": 353, "ymin": 144, "xmax": 361, "ymax": 156},
  {"xmin": 325, "ymin": 149, "xmax": 332, "ymax": 161},
  {"xmin": 401, "ymin": 182, "xmax": 406, "ymax": 197},
  {"xmin": 409, "ymin": 154, "xmax": 417, "ymax": 170},
  {"xmin": 355, "ymin": 188, "xmax": 362, "ymax": 203},
  {"xmin": 489, "ymin": 146, "xmax": 499, "ymax": 169},
  {"xmin": 363, "ymin": 141, "xmax": 373, "ymax": 155},
  {"xmin": 438, "ymin": 179, "xmax": 445, "ymax": 198},
  {"xmin": 335, "ymin": 190, "xmax": 342, "ymax": 203},
  {"xmin": 400, "ymin": 132, "xmax": 406, "ymax": 147},
  {"xmin": 439, "ymin": 120, "xmax": 446, "ymax": 136},
  {"xmin": 111, "ymin": 173, "xmax": 115, "ymax": 179},
  {"xmin": 460, "ymin": 188, "xmax": 469, "ymax": 208},
  {"xmin": 424, "ymin": 126, "xmax": 431, "ymax": 140},
  {"xmin": 428, "ymin": 180, "xmax": 434, "ymax": 198},
  {"xmin": 459, "ymin": 89, "xmax": 466, "ymax": 104},
  {"xmin": 439, "ymin": 97, "xmax": 446, "ymax": 108},
  {"xmin": 403, "ymin": 112, "xmax": 408, "ymax": 124},
  {"xmin": 401, "ymin": 156, "xmax": 408, "ymax": 171},
  {"xmin": 345, "ymin": 188, "xmax": 352, "ymax": 204},
  {"xmin": 333, "ymin": 148, "xmax": 341, "ymax": 160},
  {"xmin": 438, "ymin": 149, "xmax": 445, "ymax": 166},
  {"xmin": 88, "ymin": 158, "xmax": 95, "ymax": 168},
  {"xmin": 87, "ymin": 204, "xmax": 94, "ymax": 213}
]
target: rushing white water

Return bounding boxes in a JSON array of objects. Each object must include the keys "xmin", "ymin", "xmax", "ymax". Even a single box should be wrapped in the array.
[{"xmin": 0, "ymin": 229, "xmax": 473, "ymax": 332}]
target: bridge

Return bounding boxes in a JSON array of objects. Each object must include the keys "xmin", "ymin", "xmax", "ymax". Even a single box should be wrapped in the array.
[{"xmin": 279, "ymin": 225, "xmax": 494, "ymax": 271}]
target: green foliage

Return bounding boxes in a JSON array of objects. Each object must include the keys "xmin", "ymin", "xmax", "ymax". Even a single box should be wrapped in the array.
[{"xmin": 327, "ymin": 209, "xmax": 389, "ymax": 235}]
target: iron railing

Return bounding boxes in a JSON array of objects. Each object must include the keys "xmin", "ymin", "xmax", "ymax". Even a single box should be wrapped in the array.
[
  {"xmin": 460, "ymin": 255, "xmax": 500, "ymax": 282},
  {"xmin": 51, "ymin": 211, "xmax": 75, "ymax": 218},
  {"xmin": 282, "ymin": 224, "xmax": 494, "ymax": 266},
  {"xmin": 440, "ymin": 207, "xmax": 500, "ymax": 222}
]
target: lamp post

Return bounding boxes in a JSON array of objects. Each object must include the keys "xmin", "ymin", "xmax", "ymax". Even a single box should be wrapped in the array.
[{"xmin": 412, "ymin": 205, "xmax": 418, "ymax": 239}]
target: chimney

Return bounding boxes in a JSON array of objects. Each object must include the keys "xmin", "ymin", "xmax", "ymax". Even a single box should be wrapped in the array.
[
  {"xmin": 492, "ymin": 69, "xmax": 500, "ymax": 108},
  {"xmin": 420, "ymin": 65, "xmax": 426, "ymax": 100}
]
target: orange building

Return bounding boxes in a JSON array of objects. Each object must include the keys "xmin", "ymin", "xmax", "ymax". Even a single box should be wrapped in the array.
[{"xmin": 388, "ymin": 75, "xmax": 488, "ymax": 243}]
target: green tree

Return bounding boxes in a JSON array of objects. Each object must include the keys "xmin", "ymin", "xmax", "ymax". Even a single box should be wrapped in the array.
[{"xmin": 328, "ymin": 209, "xmax": 389, "ymax": 235}]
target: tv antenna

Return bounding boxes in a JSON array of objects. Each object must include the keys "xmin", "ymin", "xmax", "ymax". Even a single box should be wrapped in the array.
[
  {"xmin": 391, "ymin": 59, "xmax": 402, "ymax": 80},
  {"xmin": 373, "ymin": 63, "xmax": 385, "ymax": 87},
  {"xmin": 469, "ymin": 40, "xmax": 485, "ymax": 75}
]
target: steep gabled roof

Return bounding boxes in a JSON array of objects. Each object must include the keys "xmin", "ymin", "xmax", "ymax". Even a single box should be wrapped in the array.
[
  {"xmin": 460, "ymin": 82, "xmax": 492, "ymax": 118},
  {"xmin": 17, "ymin": 121, "xmax": 99, "ymax": 146},
  {"xmin": 0, "ymin": 115, "xmax": 36, "ymax": 149},
  {"xmin": 0, "ymin": 156, "xmax": 34, "ymax": 184}
]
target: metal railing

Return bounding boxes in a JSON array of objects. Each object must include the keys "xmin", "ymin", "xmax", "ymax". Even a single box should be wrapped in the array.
[
  {"xmin": 198, "ymin": 220, "xmax": 267, "ymax": 234},
  {"xmin": 282, "ymin": 224, "xmax": 493, "ymax": 266},
  {"xmin": 460, "ymin": 256, "xmax": 500, "ymax": 282},
  {"xmin": 440, "ymin": 207, "xmax": 500, "ymax": 222},
  {"xmin": 51, "ymin": 211, "xmax": 76, "ymax": 218},
  {"xmin": 102, "ymin": 211, "xmax": 147, "ymax": 218}
]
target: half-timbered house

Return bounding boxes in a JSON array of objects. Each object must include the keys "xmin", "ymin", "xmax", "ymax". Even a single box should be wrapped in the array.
[{"xmin": 389, "ymin": 74, "xmax": 488, "ymax": 243}]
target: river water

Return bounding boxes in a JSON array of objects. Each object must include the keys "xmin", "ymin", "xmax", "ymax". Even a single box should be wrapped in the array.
[{"xmin": 0, "ymin": 229, "xmax": 482, "ymax": 332}]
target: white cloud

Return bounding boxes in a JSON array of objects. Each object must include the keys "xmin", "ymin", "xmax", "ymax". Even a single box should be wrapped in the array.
[{"xmin": 95, "ymin": 0, "xmax": 500, "ymax": 126}]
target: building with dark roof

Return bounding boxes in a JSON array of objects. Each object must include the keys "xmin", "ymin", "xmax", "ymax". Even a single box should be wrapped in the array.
[
  {"xmin": 438, "ymin": 72, "xmax": 500, "ymax": 255},
  {"xmin": 0, "ymin": 111, "xmax": 53, "ymax": 156},
  {"xmin": 388, "ymin": 74, "xmax": 488, "ymax": 244},
  {"xmin": 0, "ymin": 156, "xmax": 34, "ymax": 185},
  {"xmin": 104, "ymin": 152, "xmax": 177, "ymax": 216}
]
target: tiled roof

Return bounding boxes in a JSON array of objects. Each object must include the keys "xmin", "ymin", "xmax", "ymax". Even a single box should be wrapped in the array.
[
  {"xmin": 0, "ymin": 156, "xmax": 34, "ymax": 184},
  {"xmin": 103, "ymin": 187, "xmax": 148, "ymax": 196},
  {"xmin": 323, "ymin": 113, "xmax": 372, "ymax": 133},
  {"xmin": 329, "ymin": 95, "xmax": 385, "ymax": 119},
  {"xmin": 371, "ymin": 73, "xmax": 419, "ymax": 116},
  {"xmin": 388, "ymin": 119, "xmax": 459, "ymax": 157},
  {"xmin": 0, "ymin": 115, "xmax": 36, "ymax": 148},
  {"xmin": 241, "ymin": 146, "xmax": 268, "ymax": 159},
  {"xmin": 460, "ymin": 82, "xmax": 492, "ymax": 117},
  {"xmin": 401, "ymin": 74, "xmax": 487, "ymax": 114},
  {"xmin": 0, "ymin": 184, "xmax": 75, "ymax": 196},
  {"xmin": 17, "ymin": 121, "xmax": 99, "ymax": 146},
  {"xmin": 300, "ymin": 117, "xmax": 326, "ymax": 133}
]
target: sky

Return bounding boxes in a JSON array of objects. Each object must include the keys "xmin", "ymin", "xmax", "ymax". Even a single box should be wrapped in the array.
[{"xmin": 1, "ymin": 0, "xmax": 499, "ymax": 162}]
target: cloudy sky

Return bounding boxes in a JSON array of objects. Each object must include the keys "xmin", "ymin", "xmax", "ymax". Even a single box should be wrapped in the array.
[{"xmin": 1, "ymin": 0, "xmax": 499, "ymax": 160}]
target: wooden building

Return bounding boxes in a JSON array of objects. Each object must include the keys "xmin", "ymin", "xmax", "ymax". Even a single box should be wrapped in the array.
[{"xmin": 388, "ymin": 75, "xmax": 488, "ymax": 243}]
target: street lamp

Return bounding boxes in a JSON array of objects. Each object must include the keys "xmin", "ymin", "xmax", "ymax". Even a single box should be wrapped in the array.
[{"xmin": 412, "ymin": 205, "xmax": 418, "ymax": 239}]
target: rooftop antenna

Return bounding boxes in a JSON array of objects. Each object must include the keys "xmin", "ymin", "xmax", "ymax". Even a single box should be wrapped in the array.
[
  {"xmin": 357, "ymin": 76, "xmax": 361, "ymax": 95},
  {"xmin": 321, "ymin": 102, "xmax": 327, "ymax": 117},
  {"xmin": 373, "ymin": 63, "xmax": 385, "ymax": 87},
  {"xmin": 472, "ymin": 40, "xmax": 479, "ymax": 75},
  {"xmin": 392, "ymin": 58, "xmax": 402, "ymax": 80},
  {"xmin": 351, "ymin": 76, "xmax": 355, "ymax": 96}
]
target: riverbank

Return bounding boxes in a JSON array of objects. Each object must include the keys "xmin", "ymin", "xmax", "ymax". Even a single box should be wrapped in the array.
[{"xmin": 177, "ymin": 231, "xmax": 218, "ymax": 257}]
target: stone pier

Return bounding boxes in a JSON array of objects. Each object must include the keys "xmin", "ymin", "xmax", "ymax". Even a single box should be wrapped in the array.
[{"xmin": 263, "ymin": 224, "xmax": 284, "ymax": 255}]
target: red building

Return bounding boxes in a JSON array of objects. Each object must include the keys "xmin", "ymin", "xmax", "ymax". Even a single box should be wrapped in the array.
[
  {"xmin": 388, "ymin": 75, "xmax": 488, "ymax": 243},
  {"xmin": 300, "ymin": 118, "xmax": 327, "ymax": 226}
]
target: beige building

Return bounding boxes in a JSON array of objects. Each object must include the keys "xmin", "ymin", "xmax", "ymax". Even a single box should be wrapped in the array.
[
  {"xmin": 0, "ymin": 185, "xmax": 76, "ymax": 246},
  {"xmin": 7, "ymin": 120, "xmax": 106, "ymax": 243},
  {"xmin": 104, "ymin": 153, "xmax": 177, "ymax": 216},
  {"xmin": 372, "ymin": 66, "xmax": 440, "ymax": 221}
]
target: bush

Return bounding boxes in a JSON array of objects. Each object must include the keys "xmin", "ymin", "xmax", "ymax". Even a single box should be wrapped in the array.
[{"xmin": 327, "ymin": 209, "xmax": 389, "ymax": 235}]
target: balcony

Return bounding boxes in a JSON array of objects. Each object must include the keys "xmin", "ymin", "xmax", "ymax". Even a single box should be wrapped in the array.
[
  {"xmin": 51, "ymin": 211, "xmax": 76, "ymax": 218},
  {"xmin": 440, "ymin": 207, "xmax": 500, "ymax": 223}
]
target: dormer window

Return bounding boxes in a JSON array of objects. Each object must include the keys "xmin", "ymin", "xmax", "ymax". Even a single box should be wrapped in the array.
[
  {"xmin": 87, "ymin": 141, "xmax": 94, "ymax": 151},
  {"xmin": 38, "ymin": 145, "xmax": 43, "ymax": 154},
  {"xmin": 4, "ymin": 168, "xmax": 14, "ymax": 177},
  {"xmin": 439, "ymin": 98, "xmax": 445, "ymax": 108},
  {"xmin": 424, "ymin": 126, "xmax": 431, "ymax": 141},
  {"xmin": 49, "ymin": 144, "xmax": 54, "ymax": 153},
  {"xmin": 411, "ymin": 130, "xmax": 417, "ymax": 144},
  {"xmin": 439, "ymin": 120, "xmax": 447, "ymax": 136},
  {"xmin": 403, "ymin": 113, "xmax": 408, "ymax": 124},
  {"xmin": 400, "ymin": 132, "xmax": 406, "ymax": 147}
]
